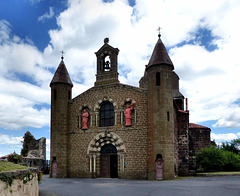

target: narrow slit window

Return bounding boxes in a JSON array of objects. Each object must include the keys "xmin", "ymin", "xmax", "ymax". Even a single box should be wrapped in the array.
[
  {"xmin": 167, "ymin": 111, "xmax": 170, "ymax": 121},
  {"xmin": 156, "ymin": 72, "xmax": 160, "ymax": 86},
  {"xmin": 54, "ymin": 89, "xmax": 57, "ymax": 100}
]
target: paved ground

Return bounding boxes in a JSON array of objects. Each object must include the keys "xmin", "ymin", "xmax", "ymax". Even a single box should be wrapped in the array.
[{"xmin": 39, "ymin": 175, "xmax": 240, "ymax": 196}]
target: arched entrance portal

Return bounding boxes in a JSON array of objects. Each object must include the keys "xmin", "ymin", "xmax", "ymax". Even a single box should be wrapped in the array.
[
  {"xmin": 100, "ymin": 144, "xmax": 118, "ymax": 178},
  {"xmin": 87, "ymin": 132, "xmax": 126, "ymax": 178}
]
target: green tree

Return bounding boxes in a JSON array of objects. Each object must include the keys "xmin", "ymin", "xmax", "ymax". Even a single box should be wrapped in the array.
[
  {"xmin": 221, "ymin": 139, "xmax": 240, "ymax": 154},
  {"xmin": 196, "ymin": 146, "xmax": 226, "ymax": 172}
]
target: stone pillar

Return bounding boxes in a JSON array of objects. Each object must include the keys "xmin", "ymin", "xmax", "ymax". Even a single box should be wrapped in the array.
[
  {"xmin": 90, "ymin": 112, "xmax": 93, "ymax": 127},
  {"xmin": 93, "ymin": 154, "xmax": 97, "ymax": 173},
  {"xmin": 95, "ymin": 112, "xmax": 99, "ymax": 127},
  {"xmin": 120, "ymin": 111, "xmax": 123, "ymax": 125},
  {"xmin": 89, "ymin": 155, "xmax": 93, "ymax": 172},
  {"xmin": 115, "ymin": 111, "xmax": 117, "ymax": 125}
]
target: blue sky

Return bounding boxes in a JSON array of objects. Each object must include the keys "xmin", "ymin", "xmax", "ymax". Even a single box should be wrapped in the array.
[{"xmin": 0, "ymin": 0, "xmax": 240, "ymax": 160}]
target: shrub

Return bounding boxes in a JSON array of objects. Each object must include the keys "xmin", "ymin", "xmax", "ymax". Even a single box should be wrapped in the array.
[
  {"xmin": 222, "ymin": 151, "xmax": 240, "ymax": 171},
  {"xmin": 196, "ymin": 146, "xmax": 240, "ymax": 172},
  {"xmin": 196, "ymin": 146, "xmax": 226, "ymax": 172},
  {"xmin": 7, "ymin": 153, "xmax": 24, "ymax": 163}
]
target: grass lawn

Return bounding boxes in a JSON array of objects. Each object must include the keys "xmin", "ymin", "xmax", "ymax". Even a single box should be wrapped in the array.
[{"xmin": 0, "ymin": 161, "xmax": 27, "ymax": 172}]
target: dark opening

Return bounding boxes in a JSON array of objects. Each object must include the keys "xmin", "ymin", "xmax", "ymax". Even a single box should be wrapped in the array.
[
  {"xmin": 54, "ymin": 89, "xmax": 57, "ymax": 100},
  {"xmin": 155, "ymin": 153, "xmax": 163, "ymax": 161},
  {"xmin": 100, "ymin": 144, "xmax": 118, "ymax": 178},
  {"xmin": 104, "ymin": 55, "xmax": 111, "ymax": 71},
  {"xmin": 167, "ymin": 111, "xmax": 170, "ymax": 121},
  {"xmin": 156, "ymin": 72, "xmax": 160, "ymax": 86},
  {"xmin": 100, "ymin": 101, "xmax": 114, "ymax": 127},
  {"xmin": 68, "ymin": 91, "xmax": 71, "ymax": 100}
]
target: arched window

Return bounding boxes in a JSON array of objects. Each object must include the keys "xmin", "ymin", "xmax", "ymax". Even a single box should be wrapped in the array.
[
  {"xmin": 100, "ymin": 101, "xmax": 114, "ymax": 127},
  {"xmin": 104, "ymin": 55, "xmax": 111, "ymax": 71}
]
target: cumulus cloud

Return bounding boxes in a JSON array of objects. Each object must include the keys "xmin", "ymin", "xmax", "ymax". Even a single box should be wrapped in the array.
[
  {"xmin": 0, "ymin": 134, "xmax": 23, "ymax": 157},
  {"xmin": 0, "ymin": 20, "xmax": 51, "ymax": 130},
  {"xmin": 211, "ymin": 133, "xmax": 239, "ymax": 143},
  {"xmin": 1, "ymin": 0, "xmax": 240, "ymax": 134},
  {"xmin": 43, "ymin": 0, "xmax": 240, "ymax": 130},
  {"xmin": 0, "ymin": 134, "xmax": 23, "ymax": 145},
  {"xmin": 38, "ymin": 7, "xmax": 54, "ymax": 22}
]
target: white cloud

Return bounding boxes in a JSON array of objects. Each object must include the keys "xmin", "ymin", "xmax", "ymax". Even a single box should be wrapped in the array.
[
  {"xmin": 0, "ymin": 20, "xmax": 11, "ymax": 43},
  {"xmin": 44, "ymin": 0, "xmax": 240, "ymax": 130},
  {"xmin": 1, "ymin": 0, "xmax": 240, "ymax": 133},
  {"xmin": 211, "ymin": 133, "xmax": 238, "ymax": 143},
  {"xmin": 38, "ymin": 7, "xmax": 54, "ymax": 22},
  {"xmin": 0, "ymin": 20, "xmax": 51, "ymax": 130},
  {"xmin": 0, "ymin": 134, "xmax": 23, "ymax": 145},
  {"xmin": 0, "ymin": 134, "xmax": 23, "ymax": 157}
]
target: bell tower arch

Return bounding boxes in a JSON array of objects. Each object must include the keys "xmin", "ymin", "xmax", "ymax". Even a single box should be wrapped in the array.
[{"xmin": 95, "ymin": 38, "xmax": 119, "ymax": 86}]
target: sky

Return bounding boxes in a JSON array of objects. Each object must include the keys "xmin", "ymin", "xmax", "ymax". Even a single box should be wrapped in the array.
[{"xmin": 0, "ymin": 0, "xmax": 240, "ymax": 160}]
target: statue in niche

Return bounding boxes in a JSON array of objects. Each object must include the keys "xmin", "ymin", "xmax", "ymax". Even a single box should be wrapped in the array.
[
  {"xmin": 155, "ymin": 154, "xmax": 164, "ymax": 180},
  {"xmin": 82, "ymin": 109, "xmax": 89, "ymax": 130},
  {"xmin": 124, "ymin": 102, "xmax": 134, "ymax": 126}
]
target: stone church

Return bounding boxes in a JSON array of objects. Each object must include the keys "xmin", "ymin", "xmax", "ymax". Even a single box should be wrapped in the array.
[{"xmin": 50, "ymin": 34, "xmax": 211, "ymax": 180}]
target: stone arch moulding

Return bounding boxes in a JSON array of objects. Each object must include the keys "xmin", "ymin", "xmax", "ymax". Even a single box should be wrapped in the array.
[
  {"xmin": 120, "ymin": 98, "xmax": 136, "ymax": 107},
  {"xmin": 87, "ymin": 132, "xmax": 126, "ymax": 154},
  {"xmin": 79, "ymin": 105, "xmax": 92, "ymax": 111},
  {"xmin": 94, "ymin": 96, "xmax": 118, "ymax": 111}
]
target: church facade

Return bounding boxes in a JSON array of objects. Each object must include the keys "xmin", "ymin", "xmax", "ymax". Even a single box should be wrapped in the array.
[{"xmin": 50, "ymin": 35, "xmax": 211, "ymax": 180}]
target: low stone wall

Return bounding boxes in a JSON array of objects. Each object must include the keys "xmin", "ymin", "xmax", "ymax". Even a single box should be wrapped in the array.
[{"xmin": 0, "ymin": 168, "xmax": 39, "ymax": 196}]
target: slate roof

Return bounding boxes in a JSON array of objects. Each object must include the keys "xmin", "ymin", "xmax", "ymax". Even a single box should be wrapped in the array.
[
  {"xmin": 50, "ymin": 58, "xmax": 73, "ymax": 87},
  {"xmin": 146, "ymin": 34, "xmax": 174, "ymax": 70}
]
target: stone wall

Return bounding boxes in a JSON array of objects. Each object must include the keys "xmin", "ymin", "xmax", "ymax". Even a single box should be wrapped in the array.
[
  {"xmin": 0, "ymin": 169, "xmax": 38, "ymax": 196},
  {"xmin": 189, "ymin": 123, "xmax": 211, "ymax": 173},
  {"xmin": 22, "ymin": 131, "xmax": 46, "ymax": 160},
  {"xmin": 176, "ymin": 110, "xmax": 189, "ymax": 176},
  {"xmin": 67, "ymin": 83, "xmax": 148, "ymax": 179}
]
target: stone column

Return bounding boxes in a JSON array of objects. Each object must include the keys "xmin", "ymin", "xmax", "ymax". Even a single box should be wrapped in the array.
[
  {"xmin": 115, "ymin": 111, "xmax": 117, "ymax": 125},
  {"xmin": 93, "ymin": 154, "xmax": 97, "ymax": 173},
  {"xmin": 78, "ymin": 114, "xmax": 81, "ymax": 128},
  {"xmin": 90, "ymin": 112, "xmax": 93, "ymax": 127},
  {"xmin": 95, "ymin": 112, "xmax": 99, "ymax": 127},
  {"xmin": 89, "ymin": 155, "xmax": 93, "ymax": 172},
  {"xmin": 120, "ymin": 111, "xmax": 123, "ymax": 125}
]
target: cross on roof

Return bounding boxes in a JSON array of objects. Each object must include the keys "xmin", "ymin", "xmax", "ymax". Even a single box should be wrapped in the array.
[
  {"xmin": 157, "ymin": 26, "xmax": 162, "ymax": 37},
  {"xmin": 60, "ymin": 50, "xmax": 65, "ymax": 59}
]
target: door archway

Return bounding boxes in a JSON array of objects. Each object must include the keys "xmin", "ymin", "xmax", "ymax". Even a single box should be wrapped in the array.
[
  {"xmin": 100, "ymin": 144, "xmax": 118, "ymax": 178},
  {"xmin": 87, "ymin": 132, "xmax": 126, "ymax": 178}
]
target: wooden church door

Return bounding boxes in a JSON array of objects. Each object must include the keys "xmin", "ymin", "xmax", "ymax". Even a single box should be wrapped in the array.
[{"xmin": 100, "ymin": 144, "xmax": 118, "ymax": 178}]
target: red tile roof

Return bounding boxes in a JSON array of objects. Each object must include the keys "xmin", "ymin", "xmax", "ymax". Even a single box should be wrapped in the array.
[{"xmin": 189, "ymin": 123, "xmax": 210, "ymax": 129}]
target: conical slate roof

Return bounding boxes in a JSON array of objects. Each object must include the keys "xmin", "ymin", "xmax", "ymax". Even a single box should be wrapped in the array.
[
  {"xmin": 50, "ymin": 58, "xmax": 73, "ymax": 87},
  {"xmin": 147, "ymin": 34, "xmax": 174, "ymax": 70}
]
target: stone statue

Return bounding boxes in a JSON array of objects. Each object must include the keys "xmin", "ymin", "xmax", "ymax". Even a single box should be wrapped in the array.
[
  {"xmin": 82, "ymin": 109, "xmax": 89, "ymax": 129},
  {"xmin": 124, "ymin": 103, "xmax": 134, "ymax": 126},
  {"xmin": 155, "ymin": 154, "xmax": 164, "ymax": 180}
]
